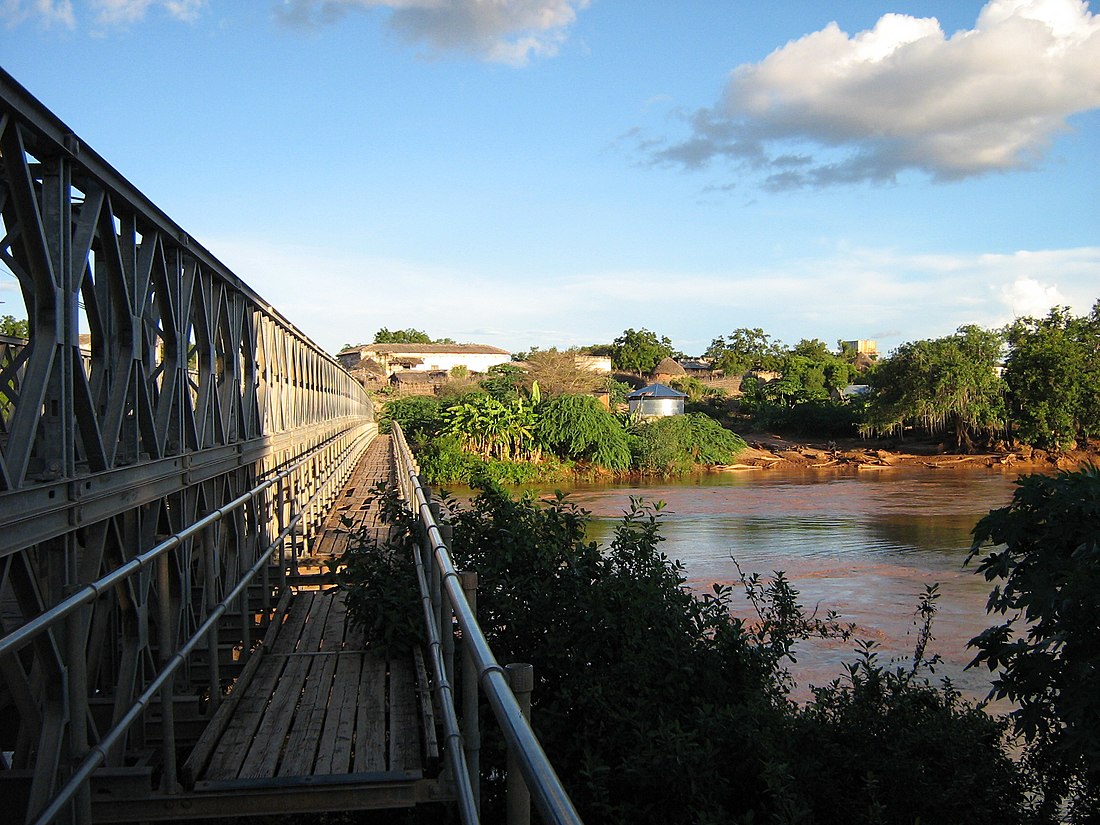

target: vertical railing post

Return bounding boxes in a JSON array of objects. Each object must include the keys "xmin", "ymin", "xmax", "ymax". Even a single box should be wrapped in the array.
[
  {"xmin": 506, "ymin": 662, "xmax": 534, "ymax": 825},
  {"xmin": 65, "ymin": 599, "xmax": 91, "ymax": 823},
  {"xmin": 276, "ymin": 476, "xmax": 288, "ymax": 594},
  {"xmin": 203, "ymin": 526, "xmax": 221, "ymax": 713},
  {"xmin": 432, "ymin": 503, "xmax": 456, "ymax": 681},
  {"xmin": 460, "ymin": 570, "xmax": 481, "ymax": 814},
  {"xmin": 156, "ymin": 552, "xmax": 178, "ymax": 793}
]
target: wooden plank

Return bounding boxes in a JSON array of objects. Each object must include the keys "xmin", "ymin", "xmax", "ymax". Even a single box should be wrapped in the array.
[
  {"xmin": 277, "ymin": 651, "xmax": 338, "ymax": 776},
  {"xmin": 389, "ymin": 657, "xmax": 420, "ymax": 773},
  {"xmin": 315, "ymin": 652, "xmax": 363, "ymax": 774},
  {"xmin": 354, "ymin": 652, "xmax": 387, "ymax": 773},
  {"xmin": 201, "ymin": 593, "xmax": 317, "ymax": 781},
  {"xmin": 181, "ymin": 589, "xmax": 293, "ymax": 786},
  {"xmin": 276, "ymin": 594, "xmax": 346, "ymax": 776},
  {"xmin": 237, "ymin": 594, "xmax": 332, "ymax": 779}
]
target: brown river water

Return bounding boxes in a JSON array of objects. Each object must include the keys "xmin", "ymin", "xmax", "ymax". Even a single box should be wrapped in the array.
[{"xmin": 469, "ymin": 467, "xmax": 1027, "ymax": 705}]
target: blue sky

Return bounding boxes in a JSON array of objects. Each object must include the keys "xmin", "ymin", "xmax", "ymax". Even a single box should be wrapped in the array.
[{"xmin": 2, "ymin": 0, "xmax": 1098, "ymax": 357}]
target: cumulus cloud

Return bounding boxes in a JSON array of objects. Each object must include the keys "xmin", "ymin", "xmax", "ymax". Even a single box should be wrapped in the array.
[
  {"xmin": 92, "ymin": 0, "xmax": 204, "ymax": 24},
  {"xmin": 205, "ymin": 232, "xmax": 1099, "ymax": 355},
  {"xmin": 1, "ymin": 0, "xmax": 204, "ymax": 26},
  {"xmin": 1, "ymin": 0, "xmax": 75, "ymax": 28},
  {"xmin": 653, "ymin": 0, "xmax": 1100, "ymax": 188},
  {"xmin": 275, "ymin": 0, "xmax": 588, "ymax": 65},
  {"xmin": 1001, "ymin": 275, "xmax": 1068, "ymax": 317}
]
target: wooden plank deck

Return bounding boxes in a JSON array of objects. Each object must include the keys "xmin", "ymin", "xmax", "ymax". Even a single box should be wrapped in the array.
[
  {"xmin": 186, "ymin": 588, "xmax": 433, "ymax": 787},
  {"xmin": 312, "ymin": 434, "xmax": 396, "ymax": 560},
  {"xmin": 96, "ymin": 433, "xmax": 453, "ymax": 821}
]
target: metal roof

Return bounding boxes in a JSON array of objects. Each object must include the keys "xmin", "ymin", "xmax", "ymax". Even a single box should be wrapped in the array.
[{"xmin": 627, "ymin": 382, "xmax": 688, "ymax": 399}]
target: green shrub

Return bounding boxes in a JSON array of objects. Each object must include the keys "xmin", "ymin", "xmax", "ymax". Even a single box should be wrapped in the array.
[
  {"xmin": 432, "ymin": 484, "xmax": 1029, "ymax": 824},
  {"xmin": 379, "ymin": 395, "xmax": 443, "ymax": 439},
  {"xmin": 968, "ymin": 465, "xmax": 1100, "ymax": 822},
  {"xmin": 330, "ymin": 499, "xmax": 422, "ymax": 657},
  {"xmin": 535, "ymin": 393, "xmax": 632, "ymax": 470},
  {"xmin": 632, "ymin": 412, "xmax": 746, "ymax": 473}
]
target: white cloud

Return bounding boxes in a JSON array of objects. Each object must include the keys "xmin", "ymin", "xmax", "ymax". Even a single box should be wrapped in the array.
[
  {"xmin": 1, "ymin": 0, "xmax": 75, "ymax": 28},
  {"xmin": 275, "ymin": 0, "xmax": 588, "ymax": 65},
  {"xmin": 92, "ymin": 0, "xmax": 204, "ymax": 24},
  {"xmin": 1000, "ymin": 275, "xmax": 1068, "ymax": 317},
  {"xmin": 1, "ymin": 0, "xmax": 203, "ymax": 26},
  {"xmin": 654, "ymin": 0, "xmax": 1100, "ymax": 188},
  {"xmin": 205, "ymin": 233, "xmax": 1099, "ymax": 356}
]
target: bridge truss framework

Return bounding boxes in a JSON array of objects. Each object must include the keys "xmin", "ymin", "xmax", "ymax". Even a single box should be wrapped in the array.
[{"xmin": 0, "ymin": 69, "xmax": 375, "ymax": 823}]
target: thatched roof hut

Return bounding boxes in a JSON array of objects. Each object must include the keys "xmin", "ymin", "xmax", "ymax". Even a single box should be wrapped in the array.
[{"xmin": 652, "ymin": 357, "xmax": 686, "ymax": 381}]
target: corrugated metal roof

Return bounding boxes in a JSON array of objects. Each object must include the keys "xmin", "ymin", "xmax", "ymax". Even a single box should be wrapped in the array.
[{"xmin": 627, "ymin": 382, "xmax": 688, "ymax": 399}]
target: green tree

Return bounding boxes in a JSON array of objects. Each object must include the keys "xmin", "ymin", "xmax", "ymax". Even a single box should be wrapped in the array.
[
  {"xmin": 373, "ymin": 327, "xmax": 456, "ymax": 344},
  {"xmin": 443, "ymin": 394, "xmax": 539, "ymax": 462},
  {"xmin": 704, "ymin": 327, "xmax": 784, "ymax": 375},
  {"xmin": 1003, "ymin": 303, "xmax": 1100, "ymax": 450},
  {"xmin": 0, "ymin": 315, "xmax": 29, "ymax": 338},
  {"xmin": 862, "ymin": 325, "xmax": 1006, "ymax": 451},
  {"xmin": 611, "ymin": 328, "xmax": 676, "ymax": 374},
  {"xmin": 379, "ymin": 396, "xmax": 443, "ymax": 440},
  {"xmin": 480, "ymin": 363, "xmax": 527, "ymax": 400},
  {"xmin": 968, "ymin": 465, "xmax": 1100, "ymax": 822}
]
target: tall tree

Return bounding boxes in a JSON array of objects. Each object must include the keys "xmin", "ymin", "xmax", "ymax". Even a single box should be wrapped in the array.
[
  {"xmin": 373, "ymin": 327, "xmax": 456, "ymax": 344},
  {"xmin": 611, "ymin": 328, "xmax": 676, "ymax": 374},
  {"xmin": 0, "ymin": 315, "xmax": 29, "ymax": 338},
  {"xmin": 704, "ymin": 327, "xmax": 784, "ymax": 375},
  {"xmin": 1003, "ymin": 302, "xmax": 1100, "ymax": 450},
  {"xmin": 862, "ymin": 325, "xmax": 1006, "ymax": 451}
]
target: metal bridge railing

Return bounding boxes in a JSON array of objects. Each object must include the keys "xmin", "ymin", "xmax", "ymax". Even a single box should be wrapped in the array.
[
  {"xmin": 1, "ymin": 424, "xmax": 374, "ymax": 825},
  {"xmin": 0, "ymin": 66, "xmax": 377, "ymax": 824},
  {"xmin": 390, "ymin": 423, "xmax": 584, "ymax": 825}
]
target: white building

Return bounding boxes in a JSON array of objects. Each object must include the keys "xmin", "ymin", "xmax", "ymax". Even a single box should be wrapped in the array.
[{"xmin": 337, "ymin": 343, "xmax": 511, "ymax": 377}]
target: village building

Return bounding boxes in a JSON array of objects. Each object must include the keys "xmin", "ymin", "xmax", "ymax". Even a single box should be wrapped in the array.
[
  {"xmin": 337, "ymin": 343, "xmax": 511, "ymax": 377},
  {"xmin": 627, "ymin": 382, "xmax": 687, "ymax": 418},
  {"xmin": 574, "ymin": 354, "xmax": 612, "ymax": 373},
  {"xmin": 651, "ymin": 356, "xmax": 686, "ymax": 385},
  {"xmin": 677, "ymin": 359, "xmax": 714, "ymax": 379},
  {"xmin": 389, "ymin": 370, "xmax": 450, "ymax": 396}
]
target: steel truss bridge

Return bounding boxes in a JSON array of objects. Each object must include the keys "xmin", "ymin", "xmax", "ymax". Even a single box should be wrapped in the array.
[{"xmin": 0, "ymin": 70, "xmax": 581, "ymax": 825}]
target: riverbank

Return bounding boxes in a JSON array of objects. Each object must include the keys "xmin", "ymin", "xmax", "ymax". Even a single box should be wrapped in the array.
[{"xmin": 722, "ymin": 432, "xmax": 1100, "ymax": 473}]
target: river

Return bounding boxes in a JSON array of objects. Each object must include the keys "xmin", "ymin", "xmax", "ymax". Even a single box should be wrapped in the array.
[{"xmin": 487, "ymin": 467, "xmax": 1024, "ymax": 704}]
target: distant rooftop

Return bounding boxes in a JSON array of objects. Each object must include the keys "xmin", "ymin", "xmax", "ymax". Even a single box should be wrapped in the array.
[
  {"xmin": 341, "ymin": 343, "xmax": 510, "ymax": 356},
  {"xmin": 627, "ymin": 382, "xmax": 688, "ymax": 399}
]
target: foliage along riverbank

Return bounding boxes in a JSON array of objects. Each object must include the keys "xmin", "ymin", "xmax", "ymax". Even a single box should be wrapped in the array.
[
  {"xmin": 336, "ymin": 466, "xmax": 1100, "ymax": 824},
  {"xmin": 380, "ymin": 391, "xmax": 748, "ymax": 486}
]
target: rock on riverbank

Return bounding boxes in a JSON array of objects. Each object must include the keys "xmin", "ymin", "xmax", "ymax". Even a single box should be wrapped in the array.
[{"xmin": 722, "ymin": 433, "xmax": 1100, "ymax": 473}]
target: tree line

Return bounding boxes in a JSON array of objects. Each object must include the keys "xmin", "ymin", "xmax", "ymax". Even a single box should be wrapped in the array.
[{"xmin": 595, "ymin": 302, "xmax": 1100, "ymax": 453}]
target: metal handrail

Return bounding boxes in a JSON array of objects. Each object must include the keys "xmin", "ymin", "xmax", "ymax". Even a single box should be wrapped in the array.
[
  {"xmin": 391, "ymin": 424, "xmax": 584, "ymax": 825},
  {"xmin": 9, "ymin": 425, "xmax": 374, "ymax": 824},
  {"xmin": 0, "ymin": 426, "xmax": 369, "ymax": 659}
]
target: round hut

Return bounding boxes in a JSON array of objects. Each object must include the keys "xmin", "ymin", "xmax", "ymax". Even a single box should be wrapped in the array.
[{"xmin": 652, "ymin": 356, "xmax": 686, "ymax": 384}]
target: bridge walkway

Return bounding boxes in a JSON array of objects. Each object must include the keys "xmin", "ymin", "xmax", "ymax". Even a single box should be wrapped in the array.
[{"xmin": 94, "ymin": 435, "xmax": 450, "ymax": 822}]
